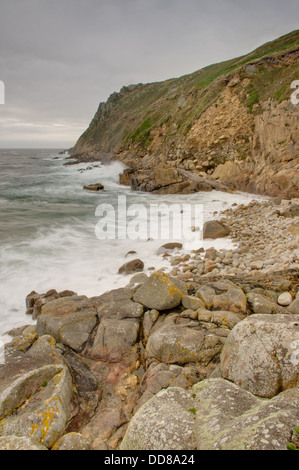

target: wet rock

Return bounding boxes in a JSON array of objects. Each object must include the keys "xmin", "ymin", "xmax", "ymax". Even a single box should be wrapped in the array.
[
  {"xmin": 193, "ymin": 378, "xmax": 299, "ymax": 450},
  {"xmin": 203, "ymin": 220, "xmax": 230, "ymax": 240},
  {"xmin": 118, "ymin": 259, "xmax": 144, "ymax": 275}
]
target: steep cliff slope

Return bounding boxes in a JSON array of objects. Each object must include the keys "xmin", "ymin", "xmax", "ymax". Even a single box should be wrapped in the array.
[{"xmin": 71, "ymin": 30, "xmax": 299, "ymax": 198}]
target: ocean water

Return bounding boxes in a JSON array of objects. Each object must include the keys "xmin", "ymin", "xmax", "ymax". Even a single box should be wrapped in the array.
[{"xmin": 0, "ymin": 149, "xmax": 266, "ymax": 338}]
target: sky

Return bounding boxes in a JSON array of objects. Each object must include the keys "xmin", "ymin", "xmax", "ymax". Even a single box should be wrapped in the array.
[{"xmin": 0, "ymin": 0, "xmax": 298, "ymax": 149}]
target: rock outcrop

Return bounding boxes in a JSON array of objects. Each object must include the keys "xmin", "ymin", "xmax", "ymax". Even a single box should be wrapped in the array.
[
  {"xmin": 1, "ymin": 269, "xmax": 298, "ymax": 450},
  {"xmin": 70, "ymin": 30, "xmax": 299, "ymax": 199}
]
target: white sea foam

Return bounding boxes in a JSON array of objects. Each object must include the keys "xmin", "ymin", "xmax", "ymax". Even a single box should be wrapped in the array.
[{"xmin": 0, "ymin": 150, "xmax": 267, "ymax": 338}]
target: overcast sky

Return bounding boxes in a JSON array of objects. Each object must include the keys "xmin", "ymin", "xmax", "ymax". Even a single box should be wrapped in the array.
[{"xmin": 0, "ymin": 0, "xmax": 298, "ymax": 148}]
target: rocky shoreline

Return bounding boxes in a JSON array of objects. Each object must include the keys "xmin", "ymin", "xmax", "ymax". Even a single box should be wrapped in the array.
[{"xmin": 0, "ymin": 198, "xmax": 298, "ymax": 451}]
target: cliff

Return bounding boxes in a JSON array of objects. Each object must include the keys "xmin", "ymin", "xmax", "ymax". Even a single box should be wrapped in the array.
[{"xmin": 71, "ymin": 30, "xmax": 299, "ymax": 198}]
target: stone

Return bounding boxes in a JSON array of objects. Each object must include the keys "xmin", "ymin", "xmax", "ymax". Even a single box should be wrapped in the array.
[
  {"xmin": 203, "ymin": 220, "xmax": 230, "ymax": 240},
  {"xmin": 212, "ymin": 161, "xmax": 241, "ymax": 182},
  {"xmin": 121, "ymin": 378, "xmax": 299, "ymax": 451},
  {"xmin": 278, "ymin": 292, "xmax": 293, "ymax": 307},
  {"xmin": 250, "ymin": 260, "xmax": 264, "ymax": 270},
  {"xmin": 118, "ymin": 259, "xmax": 144, "ymax": 275},
  {"xmin": 220, "ymin": 314, "xmax": 299, "ymax": 398},
  {"xmin": 91, "ymin": 288, "xmax": 144, "ymax": 320},
  {"xmin": 280, "ymin": 204, "xmax": 299, "ymax": 218},
  {"xmin": 121, "ymin": 387, "xmax": 196, "ymax": 450},
  {"xmin": 212, "ymin": 287, "xmax": 247, "ymax": 314},
  {"xmin": 133, "ymin": 271, "xmax": 183, "ymax": 310},
  {"xmin": 145, "ymin": 314, "xmax": 222, "ymax": 366},
  {"xmin": 288, "ymin": 223, "xmax": 299, "ymax": 236},
  {"xmin": 157, "ymin": 243, "xmax": 183, "ymax": 255},
  {"xmin": 288, "ymin": 299, "xmax": 299, "ymax": 315},
  {"xmin": 36, "ymin": 296, "xmax": 97, "ymax": 352},
  {"xmin": 193, "ymin": 378, "xmax": 299, "ymax": 450},
  {"xmin": 0, "ymin": 364, "xmax": 72, "ymax": 448},
  {"xmin": 83, "ymin": 183, "xmax": 104, "ymax": 191},
  {"xmin": 246, "ymin": 292, "xmax": 283, "ymax": 315}
]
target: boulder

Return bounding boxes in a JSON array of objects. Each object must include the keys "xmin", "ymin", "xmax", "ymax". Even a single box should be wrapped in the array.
[
  {"xmin": 220, "ymin": 314, "xmax": 299, "ymax": 398},
  {"xmin": 212, "ymin": 161, "xmax": 241, "ymax": 183},
  {"xmin": 0, "ymin": 364, "xmax": 72, "ymax": 448},
  {"xmin": 212, "ymin": 287, "xmax": 247, "ymax": 314},
  {"xmin": 52, "ymin": 432, "xmax": 91, "ymax": 450},
  {"xmin": 157, "ymin": 243, "xmax": 183, "ymax": 255},
  {"xmin": 133, "ymin": 271, "xmax": 183, "ymax": 310},
  {"xmin": 0, "ymin": 436, "xmax": 48, "ymax": 450},
  {"xmin": 203, "ymin": 220, "xmax": 230, "ymax": 240},
  {"xmin": 83, "ymin": 183, "xmax": 104, "ymax": 191},
  {"xmin": 121, "ymin": 378, "xmax": 299, "ymax": 451},
  {"xmin": 91, "ymin": 288, "xmax": 144, "ymax": 320},
  {"xmin": 84, "ymin": 318, "xmax": 139, "ymax": 362},
  {"xmin": 182, "ymin": 295, "xmax": 205, "ymax": 311},
  {"xmin": 145, "ymin": 314, "xmax": 222, "ymax": 366},
  {"xmin": 118, "ymin": 259, "xmax": 144, "ymax": 275},
  {"xmin": 121, "ymin": 387, "xmax": 196, "ymax": 450},
  {"xmin": 193, "ymin": 378, "xmax": 299, "ymax": 450},
  {"xmin": 36, "ymin": 296, "xmax": 97, "ymax": 352}
]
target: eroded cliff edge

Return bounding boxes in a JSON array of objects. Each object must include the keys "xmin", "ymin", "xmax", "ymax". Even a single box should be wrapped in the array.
[{"xmin": 70, "ymin": 30, "xmax": 299, "ymax": 199}]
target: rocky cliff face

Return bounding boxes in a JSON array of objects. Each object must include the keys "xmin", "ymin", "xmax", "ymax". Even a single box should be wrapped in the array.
[{"xmin": 71, "ymin": 30, "xmax": 299, "ymax": 198}]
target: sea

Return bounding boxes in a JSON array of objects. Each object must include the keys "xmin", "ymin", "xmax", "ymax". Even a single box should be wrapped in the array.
[{"xmin": 0, "ymin": 149, "xmax": 266, "ymax": 341}]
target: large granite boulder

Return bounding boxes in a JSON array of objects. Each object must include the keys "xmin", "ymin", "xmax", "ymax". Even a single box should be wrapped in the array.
[
  {"xmin": 121, "ymin": 378, "xmax": 299, "ymax": 451},
  {"xmin": 133, "ymin": 271, "xmax": 184, "ymax": 310},
  {"xmin": 220, "ymin": 314, "xmax": 299, "ymax": 398},
  {"xmin": 146, "ymin": 314, "xmax": 223, "ymax": 366}
]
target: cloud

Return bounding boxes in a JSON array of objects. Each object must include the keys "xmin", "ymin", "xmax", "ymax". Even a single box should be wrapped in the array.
[{"xmin": 0, "ymin": 0, "xmax": 298, "ymax": 147}]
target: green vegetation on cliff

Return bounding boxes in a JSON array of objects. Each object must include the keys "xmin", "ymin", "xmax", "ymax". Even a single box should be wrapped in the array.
[{"xmin": 72, "ymin": 29, "xmax": 299, "ymax": 158}]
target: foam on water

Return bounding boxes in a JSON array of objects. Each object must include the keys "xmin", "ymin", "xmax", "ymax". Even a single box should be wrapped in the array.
[{"xmin": 0, "ymin": 149, "xmax": 267, "ymax": 339}]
